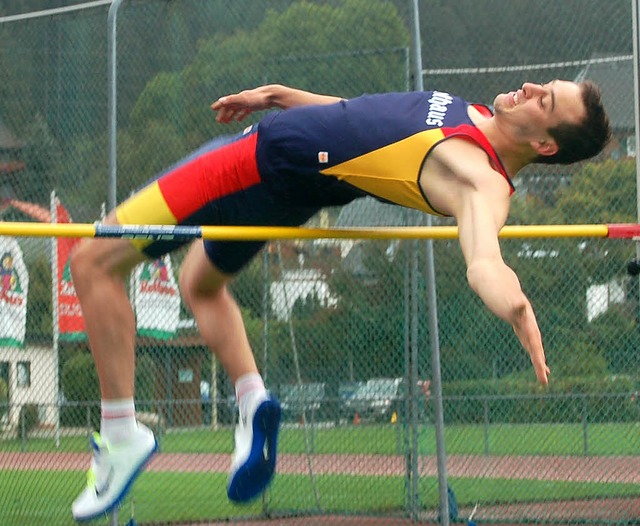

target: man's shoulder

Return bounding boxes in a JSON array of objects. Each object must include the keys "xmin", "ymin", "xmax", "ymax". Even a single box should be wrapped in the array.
[
  {"xmin": 429, "ymin": 138, "xmax": 510, "ymax": 193},
  {"xmin": 432, "ymin": 136, "xmax": 495, "ymax": 170}
]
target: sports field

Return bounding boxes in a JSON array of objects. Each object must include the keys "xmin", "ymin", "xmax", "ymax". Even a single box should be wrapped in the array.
[{"xmin": 2, "ymin": 422, "xmax": 639, "ymax": 525}]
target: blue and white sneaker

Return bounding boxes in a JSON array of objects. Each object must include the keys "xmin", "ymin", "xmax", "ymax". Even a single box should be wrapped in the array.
[
  {"xmin": 227, "ymin": 393, "xmax": 281, "ymax": 503},
  {"xmin": 72, "ymin": 423, "xmax": 158, "ymax": 522}
]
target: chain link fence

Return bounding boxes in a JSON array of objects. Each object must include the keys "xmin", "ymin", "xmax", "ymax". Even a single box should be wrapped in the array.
[{"xmin": 0, "ymin": 0, "xmax": 638, "ymax": 525}]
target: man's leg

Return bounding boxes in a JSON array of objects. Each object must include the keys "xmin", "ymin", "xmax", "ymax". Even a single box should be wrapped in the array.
[
  {"xmin": 179, "ymin": 241, "xmax": 281, "ymax": 502},
  {"xmin": 69, "ymin": 215, "xmax": 158, "ymax": 522}
]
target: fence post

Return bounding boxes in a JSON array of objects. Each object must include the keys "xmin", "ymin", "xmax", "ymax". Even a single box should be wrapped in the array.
[
  {"xmin": 582, "ymin": 395, "xmax": 589, "ymax": 456},
  {"xmin": 21, "ymin": 406, "xmax": 26, "ymax": 453},
  {"xmin": 155, "ymin": 400, "xmax": 163, "ymax": 449},
  {"xmin": 311, "ymin": 409, "xmax": 316, "ymax": 454},
  {"xmin": 483, "ymin": 398, "xmax": 490, "ymax": 456}
]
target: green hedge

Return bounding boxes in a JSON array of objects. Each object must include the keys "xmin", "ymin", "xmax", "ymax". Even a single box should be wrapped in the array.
[
  {"xmin": 442, "ymin": 375, "xmax": 639, "ymax": 424},
  {"xmin": 60, "ymin": 350, "xmax": 161, "ymax": 428},
  {"xmin": 17, "ymin": 404, "xmax": 39, "ymax": 438},
  {"xmin": 0, "ymin": 379, "xmax": 7, "ymax": 425},
  {"xmin": 60, "ymin": 352, "xmax": 100, "ymax": 428}
]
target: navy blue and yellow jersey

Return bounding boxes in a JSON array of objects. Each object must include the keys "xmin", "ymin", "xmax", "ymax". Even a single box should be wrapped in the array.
[
  {"xmin": 115, "ymin": 90, "xmax": 514, "ymax": 274},
  {"xmin": 256, "ymin": 90, "xmax": 514, "ymax": 215}
]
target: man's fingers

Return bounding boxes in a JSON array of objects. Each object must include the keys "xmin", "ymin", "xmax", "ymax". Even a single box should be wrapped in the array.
[
  {"xmin": 212, "ymin": 94, "xmax": 258, "ymax": 123},
  {"xmin": 533, "ymin": 360, "xmax": 550, "ymax": 385},
  {"xmin": 214, "ymin": 108, "xmax": 233, "ymax": 123}
]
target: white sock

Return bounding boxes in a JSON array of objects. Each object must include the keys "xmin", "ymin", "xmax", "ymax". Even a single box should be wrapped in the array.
[
  {"xmin": 235, "ymin": 373, "xmax": 267, "ymax": 419},
  {"xmin": 100, "ymin": 398, "xmax": 137, "ymax": 445}
]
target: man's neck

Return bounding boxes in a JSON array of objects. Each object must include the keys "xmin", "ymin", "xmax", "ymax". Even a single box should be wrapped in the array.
[{"xmin": 474, "ymin": 118, "xmax": 535, "ymax": 177}]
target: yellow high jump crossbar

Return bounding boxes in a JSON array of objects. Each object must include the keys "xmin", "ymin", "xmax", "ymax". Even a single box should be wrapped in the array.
[{"xmin": 0, "ymin": 222, "xmax": 639, "ymax": 240}]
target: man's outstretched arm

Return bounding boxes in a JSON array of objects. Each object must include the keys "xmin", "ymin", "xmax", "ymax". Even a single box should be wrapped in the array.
[
  {"xmin": 455, "ymin": 179, "xmax": 550, "ymax": 385},
  {"xmin": 212, "ymin": 84, "xmax": 343, "ymax": 123}
]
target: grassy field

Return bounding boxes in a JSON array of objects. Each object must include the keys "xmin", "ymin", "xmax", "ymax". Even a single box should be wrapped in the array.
[
  {"xmin": 2, "ymin": 421, "xmax": 639, "ymax": 456},
  {"xmin": 2, "ymin": 422, "xmax": 639, "ymax": 525},
  {"xmin": 1, "ymin": 468, "xmax": 637, "ymax": 526}
]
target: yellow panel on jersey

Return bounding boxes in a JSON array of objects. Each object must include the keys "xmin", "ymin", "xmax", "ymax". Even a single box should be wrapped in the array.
[
  {"xmin": 319, "ymin": 128, "xmax": 445, "ymax": 215},
  {"xmin": 115, "ymin": 181, "xmax": 178, "ymax": 250}
]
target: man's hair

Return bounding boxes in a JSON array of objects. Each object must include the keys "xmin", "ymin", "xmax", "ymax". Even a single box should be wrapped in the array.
[{"xmin": 534, "ymin": 80, "xmax": 612, "ymax": 165}]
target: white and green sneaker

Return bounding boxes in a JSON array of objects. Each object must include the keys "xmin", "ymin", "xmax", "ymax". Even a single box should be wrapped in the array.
[{"xmin": 72, "ymin": 423, "xmax": 157, "ymax": 522}]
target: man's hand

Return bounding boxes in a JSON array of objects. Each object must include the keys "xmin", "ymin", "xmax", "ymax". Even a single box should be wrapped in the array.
[
  {"xmin": 211, "ymin": 87, "xmax": 272, "ymax": 124},
  {"xmin": 212, "ymin": 84, "xmax": 344, "ymax": 124},
  {"xmin": 511, "ymin": 302, "xmax": 550, "ymax": 385}
]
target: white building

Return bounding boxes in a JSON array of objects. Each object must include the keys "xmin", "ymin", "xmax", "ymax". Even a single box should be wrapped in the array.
[
  {"xmin": 0, "ymin": 345, "xmax": 58, "ymax": 429},
  {"xmin": 270, "ymin": 269, "xmax": 337, "ymax": 321}
]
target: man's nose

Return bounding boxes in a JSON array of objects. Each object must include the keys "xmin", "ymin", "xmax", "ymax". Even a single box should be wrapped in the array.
[{"xmin": 522, "ymin": 82, "xmax": 544, "ymax": 97}]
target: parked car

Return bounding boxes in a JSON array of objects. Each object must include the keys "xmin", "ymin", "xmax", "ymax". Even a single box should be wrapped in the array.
[
  {"xmin": 341, "ymin": 377, "xmax": 432, "ymax": 423},
  {"xmin": 342, "ymin": 377, "xmax": 403, "ymax": 422},
  {"xmin": 280, "ymin": 382, "xmax": 326, "ymax": 422},
  {"xmin": 216, "ymin": 393, "xmax": 238, "ymax": 425},
  {"xmin": 338, "ymin": 381, "xmax": 365, "ymax": 406}
]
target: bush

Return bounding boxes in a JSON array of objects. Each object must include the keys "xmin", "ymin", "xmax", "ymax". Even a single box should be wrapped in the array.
[
  {"xmin": 442, "ymin": 375, "xmax": 640, "ymax": 424},
  {"xmin": 17, "ymin": 404, "xmax": 39, "ymax": 438},
  {"xmin": 60, "ymin": 352, "xmax": 100, "ymax": 428},
  {"xmin": 0, "ymin": 378, "xmax": 7, "ymax": 426},
  {"xmin": 135, "ymin": 353, "xmax": 160, "ymax": 413}
]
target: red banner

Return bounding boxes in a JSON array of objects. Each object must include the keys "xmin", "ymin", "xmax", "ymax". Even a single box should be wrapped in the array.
[{"xmin": 55, "ymin": 200, "xmax": 86, "ymax": 340}]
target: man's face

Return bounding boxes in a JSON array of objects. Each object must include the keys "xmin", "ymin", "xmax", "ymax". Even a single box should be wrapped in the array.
[{"xmin": 493, "ymin": 80, "xmax": 585, "ymax": 141}]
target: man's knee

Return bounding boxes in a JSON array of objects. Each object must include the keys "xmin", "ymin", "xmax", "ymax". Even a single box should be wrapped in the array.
[
  {"xmin": 178, "ymin": 267, "xmax": 203, "ymax": 311},
  {"xmin": 178, "ymin": 244, "xmax": 230, "ymax": 311},
  {"xmin": 70, "ymin": 239, "xmax": 98, "ymax": 284},
  {"xmin": 70, "ymin": 238, "xmax": 140, "ymax": 289},
  {"xmin": 179, "ymin": 265, "xmax": 228, "ymax": 313}
]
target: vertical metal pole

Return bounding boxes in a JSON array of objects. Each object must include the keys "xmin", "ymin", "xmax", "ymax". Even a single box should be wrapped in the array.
[
  {"xmin": 211, "ymin": 358, "xmax": 218, "ymax": 429},
  {"xmin": 107, "ymin": 0, "xmax": 125, "ymax": 211},
  {"xmin": 402, "ymin": 229, "xmax": 412, "ymax": 515},
  {"xmin": 582, "ymin": 396, "xmax": 589, "ymax": 456},
  {"xmin": 410, "ymin": 237, "xmax": 420, "ymax": 519},
  {"xmin": 262, "ymin": 249, "xmax": 269, "ymax": 384},
  {"xmin": 633, "ymin": 0, "xmax": 640, "ymax": 230},
  {"xmin": 410, "ymin": 0, "xmax": 449, "ymax": 523},
  {"xmin": 107, "ymin": 6, "xmax": 125, "ymax": 524},
  {"xmin": 405, "ymin": 47, "xmax": 411, "ymax": 93},
  {"xmin": 425, "ymin": 235, "xmax": 448, "ymax": 525},
  {"xmin": 21, "ymin": 406, "xmax": 26, "ymax": 453},
  {"xmin": 50, "ymin": 191, "xmax": 60, "ymax": 449},
  {"xmin": 632, "ymin": 0, "xmax": 640, "ymax": 354}
]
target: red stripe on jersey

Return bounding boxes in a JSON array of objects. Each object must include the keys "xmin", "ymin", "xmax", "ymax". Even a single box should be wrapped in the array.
[
  {"xmin": 472, "ymin": 103, "xmax": 494, "ymax": 118},
  {"xmin": 157, "ymin": 132, "xmax": 260, "ymax": 222},
  {"xmin": 443, "ymin": 124, "xmax": 514, "ymax": 194}
]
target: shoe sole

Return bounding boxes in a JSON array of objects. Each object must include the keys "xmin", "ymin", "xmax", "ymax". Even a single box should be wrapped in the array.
[
  {"xmin": 73, "ymin": 438, "xmax": 159, "ymax": 523},
  {"xmin": 227, "ymin": 398, "xmax": 281, "ymax": 503}
]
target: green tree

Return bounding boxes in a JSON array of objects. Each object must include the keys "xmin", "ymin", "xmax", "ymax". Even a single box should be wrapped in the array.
[
  {"xmin": 0, "ymin": 30, "xmax": 32, "ymax": 131},
  {"xmin": 553, "ymin": 159, "xmax": 636, "ymax": 284},
  {"xmin": 21, "ymin": 113, "xmax": 61, "ymax": 205},
  {"xmin": 229, "ymin": 257, "xmax": 268, "ymax": 320},
  {"xmin": 587, "ymin": 308, "xmax": 640, "ymax": 375},
  {"xmin": 60, "ymin": 350, "xmax": 100, "ymax": 427},
  {"xmin": 56, "ymin": 134, "xmax": 108, "ymax": 220},
  {"xmin": 327, "ymin": 241, "xmax": 406, "ymax": 381},
  {"xmin": 118, "ymin": 121, "xmax": 186, "ymax": 196},
  {"xmin": 127, "ymin": 0, "xmax": 410, "ymax": 153},
  {"xmin": 0, "ymin": 378, "xmax": 7, "ymax": 427},
  {"xmin": 25, "ymin": 253, "xmax": 52, "ymax": 343},
  {"xmin": 291, "ymin": 291, "xmax": 323, "ymax": 320}
]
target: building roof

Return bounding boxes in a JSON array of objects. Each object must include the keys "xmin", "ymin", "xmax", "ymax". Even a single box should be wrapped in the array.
[
  {"xmin": 336, "ymin": 196, "xmax": 422, "ymax": 227},
  {"xmin": 0, "ymin": 116, "xmax": 24, "ymax": 150},
  {"xmin": 578, "ymin": 56, "xmax": 635, "ymax": 131}
]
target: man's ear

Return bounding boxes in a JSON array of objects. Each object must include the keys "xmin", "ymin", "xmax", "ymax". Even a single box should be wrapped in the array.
[{"xmin": 532, "ymin": 138, "xmax": 559, "ymax": 157}]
